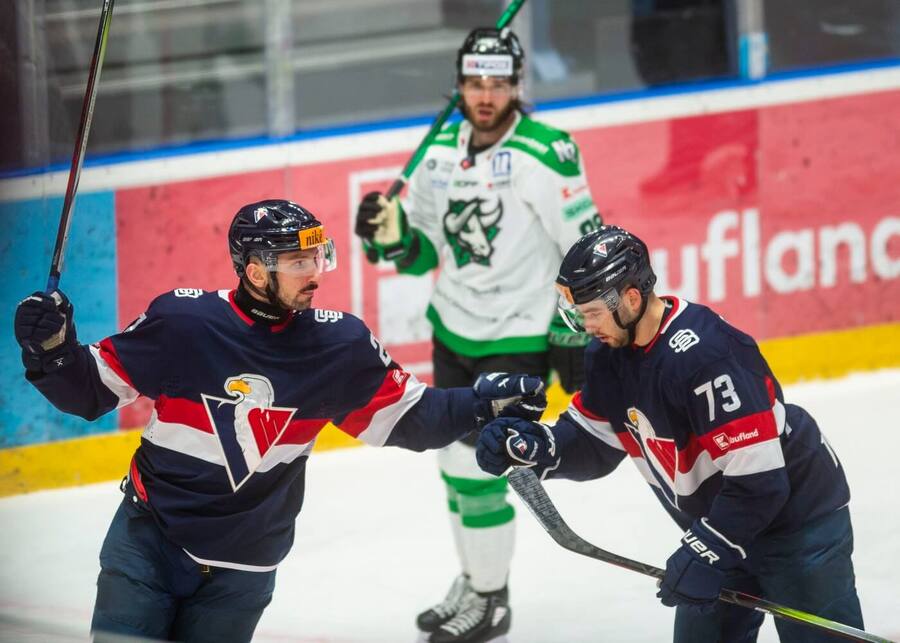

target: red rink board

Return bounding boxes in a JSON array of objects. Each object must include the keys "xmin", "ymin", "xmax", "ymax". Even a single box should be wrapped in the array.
[{"xmin": 115, "ymin": 89, "xmax": 900, "ymax": 428}]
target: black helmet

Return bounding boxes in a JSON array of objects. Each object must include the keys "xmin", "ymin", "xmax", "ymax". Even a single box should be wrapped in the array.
[
  {"xmin": 228, "ymin": 199, "xmax": 336, "ymax": 278},
  {"xmin": 556, "ymin": 225, "xmax": 657, "ymax": 338},
  {"xmin": 457, "ymin": 27, "xmax": 524, "ymax": 84}
]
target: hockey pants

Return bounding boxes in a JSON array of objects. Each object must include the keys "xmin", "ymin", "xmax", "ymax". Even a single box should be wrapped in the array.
[{"xmin": 92, "ymin": 496, "xmax": 276, "ymax": 642}]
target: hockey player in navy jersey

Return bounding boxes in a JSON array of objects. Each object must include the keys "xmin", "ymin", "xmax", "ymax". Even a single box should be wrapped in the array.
[
  {"xmin": 475, "ymin": 225, "xmax": 864, "ymax": 642},
  {"xmin": 13, "ymin": 199, "xmax": 546, "ymax": 643}
]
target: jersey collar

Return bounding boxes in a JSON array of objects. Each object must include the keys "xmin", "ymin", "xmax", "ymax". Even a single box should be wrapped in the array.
[
  {"xmin": 641, "ymin": 296, "xmax": 688, "ymax": 353},
  {"xmin": 224, "ymin": 289, "xmax": 297, "ymax": 333}
]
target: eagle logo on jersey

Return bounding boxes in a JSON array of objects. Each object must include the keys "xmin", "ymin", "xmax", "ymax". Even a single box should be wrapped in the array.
[
  {"xmin": 443, "ymin": 197, "xmax": 503, "ymax": 267},
  {"xmin": 202, "ymin": 374, "xmax": 297, "ymax": 491},
  {"xmin": 625, "ymin": 407, "xmax": 677, "ymax": 490}
]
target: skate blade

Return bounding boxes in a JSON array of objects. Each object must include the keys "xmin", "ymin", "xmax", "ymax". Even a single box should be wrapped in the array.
[{"xmin": 415, "ymin": 634, "xmax": 509, "ymax": 643}]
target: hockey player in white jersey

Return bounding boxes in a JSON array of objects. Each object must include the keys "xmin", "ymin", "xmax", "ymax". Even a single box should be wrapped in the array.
[{"xmin": 355, "ymin": 27, "xmax": 602, "ymax": 643}]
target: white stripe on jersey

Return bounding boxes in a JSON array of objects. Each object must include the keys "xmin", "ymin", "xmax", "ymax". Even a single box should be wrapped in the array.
[
  {"xmin": 566, "ymin": 405, "xmax": 625, "ymax": 452},
  {"xmin": 90, "ymin": 343, "xmax": 139, "ymax": 408},
  {"xmin": 355, "ymin": 375, "xmax": 428, "ymax": 447},
  {"xmin": 716, "ymin": 439, "xmax": 786, "ymax": 477},
  {"xmin": 143, "ymin": 410, "xmax": 225, "ymax": 465},
  {"xmin": 256, "ymin": 441, "xmax": 316, "ymax": 472}
]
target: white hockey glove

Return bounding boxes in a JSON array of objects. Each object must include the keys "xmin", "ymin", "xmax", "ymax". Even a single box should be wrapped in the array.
[{"xmin": 354, "ymin": 191, "xmax": 410, "ymax": 260}]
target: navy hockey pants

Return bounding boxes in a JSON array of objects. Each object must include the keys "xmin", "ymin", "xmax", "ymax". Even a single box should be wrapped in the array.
[
  {"xmin": 673, "ymin": 507, "xmax": 863, "ymax": 643},
  {"xmin": 92, "ymin": 497, "xmax": 276, "ymax": 642}
]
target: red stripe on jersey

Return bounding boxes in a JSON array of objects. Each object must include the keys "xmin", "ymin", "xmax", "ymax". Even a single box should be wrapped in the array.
[
  {"xmin": 280, "ymin": 417, "xmax": 330, "ymax": 445},
  {"xmin": 672, "ymin": 434, "xmax": 709, "ymax": 474},
  {"xmin": 616, "ymin": 429, "xmax": 643, "ymax": 458},
  {"xmin": 571, "ymin": 391, "xmax": 608, "ymax": 422},
  {"xmin": 764, "ymin": 375, "xmax": 776, "ymax": 406},
  {"xmin": 129, "ymin": 457, "xmax": 148, "ymax": 502},
  {"xmin": 227, "ymin": 290, "xmax": 255, "ymax": 326},
  {"xmin": 698, "ymin": 408, "xmax": 779, "ymax": 459},
  {"xmin": 155, "ymin": 395, "xmax": 214, "ymax": 433},
  {"xmin": 98, "ymin": 338, "xmax": 136, "ymax": 389},
  {"xmin": 643, "ymin": 296, "xmax": 681, "ymax": 353},
  {"xmin": 338, "ymin": 369, "xmax": 410, "ymax": 437}
]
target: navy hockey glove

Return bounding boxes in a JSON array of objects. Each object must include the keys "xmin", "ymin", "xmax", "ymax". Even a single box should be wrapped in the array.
[
  {"xmin": 548, "ymin": 315, "xmax": 589, "ymax": 393},
  {"xmin": 14, "ymin": 290, "xmax": 78, "ymax": 373},
  {"xmin": 476, "ymin": 417, "xmax": 559, "ymax": 479},
  {"xmin": 657, "ymin": 518, "xmax": 746, "ymax": 613},
  {"xmin": 472, "ymin": 372, "xmax": 546, "ymax": 429}
]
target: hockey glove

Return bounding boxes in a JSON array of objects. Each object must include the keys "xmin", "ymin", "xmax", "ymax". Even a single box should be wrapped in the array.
[
  {"xmin": 657, "ymin": 517, "xmax": 747, "ymax": 613},
  {"xmin": 354, "ymin": 191, "xmax": 411, "ymax": 261},
  {"xmin": 472, "ymin": 372, "xmax": 546, "ymax": 429},
  {"xmin": 14, "ymin": 290, "xmax": 78, "ymax": 373},
  {"xmin": 476, "ymin": 417, "xmax": 559, "ymax": 479},
  {"xmin": 548, "ymin": 315, "xmax": 590, "ymax": 393}
]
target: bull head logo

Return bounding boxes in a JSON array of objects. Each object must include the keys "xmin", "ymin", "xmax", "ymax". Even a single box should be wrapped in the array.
[{"xmin": 443, "ymin": 197, "xmax": 503, "ymax": 267}]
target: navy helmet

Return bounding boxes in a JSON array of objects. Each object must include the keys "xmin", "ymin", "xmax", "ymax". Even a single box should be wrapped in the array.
[
  {"xmin": 457, "ymin": 27, "xmax": 525, "ymax": 84},
  {"xmin": 556, "ymin": 225, "xmax": 656, "ymax": 335},
  {"xmin": 228, "ymin": 199, "xmax": 336, "ymax": 278}
]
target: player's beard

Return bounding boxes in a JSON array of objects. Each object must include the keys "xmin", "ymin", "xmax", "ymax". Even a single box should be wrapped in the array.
[
  {"xmin": 462, "ymin": 100, "xmax": 518, "ymax": 134},
  {"xmin": 279, "ymin": 283, "xmax": 317, "ymax": 311}
]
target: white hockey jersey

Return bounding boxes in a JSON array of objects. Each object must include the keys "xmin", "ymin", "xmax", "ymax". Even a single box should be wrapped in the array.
[{"xmin": 398, "ymin": 112, "xmax": 601, "ymax": 357}]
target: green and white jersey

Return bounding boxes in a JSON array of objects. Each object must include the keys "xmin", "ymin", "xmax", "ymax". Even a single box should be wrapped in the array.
[{"xmin": 398, "ymin": 112, "xmax": 601, "ymax": 357}]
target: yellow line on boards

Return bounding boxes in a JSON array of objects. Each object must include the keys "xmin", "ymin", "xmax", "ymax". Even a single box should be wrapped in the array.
[{"xmin": 1, "ymin": 322, "xmax": 897, "ymax": 497}]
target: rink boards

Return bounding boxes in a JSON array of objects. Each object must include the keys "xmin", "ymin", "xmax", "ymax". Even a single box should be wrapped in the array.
[{"xmin": 1, "ymin": 62, "xmax": 898, "ymax": 494}]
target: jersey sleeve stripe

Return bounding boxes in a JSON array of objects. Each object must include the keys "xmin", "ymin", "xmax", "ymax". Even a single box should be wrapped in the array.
[
  {"xmin": 716, "ymin": 439, "xmax": 786, "ymax": 477},
  {"xmin": 698, "ymin": 408, "xmax": 780, "ymax": 460},
  {"xmin": 90, "ymin": 342, "xmax": 139, "ymax": 408},
  {"xmin": 564, "ymin": 406, "xmax": 625, "ymax": 453},
  {"xmin": 570, "ymin": 391, "xmax": 607, "ymax": 421},
  {"xmin": 340, "ymin": 371, "xmax": 427, "ymax": 446}
]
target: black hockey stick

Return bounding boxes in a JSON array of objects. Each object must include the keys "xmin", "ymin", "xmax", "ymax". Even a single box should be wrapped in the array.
[
  {"xmin": 362, "ymin": 0, "xmax": 528, "ymax": 262},
  {"xmin": 46, "ymin": 0, "xmax": 116, "ymax": 293},
  {"xmin": 508, "ymin": 468, "xmax": 894, "ymax": 643}
]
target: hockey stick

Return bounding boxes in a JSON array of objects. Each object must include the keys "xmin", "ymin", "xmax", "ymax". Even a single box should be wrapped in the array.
[
  {"xmin": 46, "ymin": 0, "xmax": 116, "ymax": 293},
  {"xmin": 363, "ymin": 0, "xmax": 528, "ymax": 262},
  {"xmin": 508, "ymin": 468, "xmax": 894, "ymax": 643}
]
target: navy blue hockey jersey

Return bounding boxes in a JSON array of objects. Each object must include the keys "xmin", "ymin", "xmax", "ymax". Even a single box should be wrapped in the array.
[
  {"xmin": 29, "ymin": 288, "xmax": 478, "ymax": 570},
  {"xmin": 550, "ymin": 297, "xmax": 850, "ymax": 548}
]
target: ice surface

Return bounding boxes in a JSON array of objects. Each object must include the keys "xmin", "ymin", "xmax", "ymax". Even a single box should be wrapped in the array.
[{"xmin": 2, "ymin": 370, "xmax": 899, "ymax": 642}]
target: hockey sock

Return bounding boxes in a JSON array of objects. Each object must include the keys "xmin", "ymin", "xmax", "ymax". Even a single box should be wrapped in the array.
[{"xmin": 442, "ymin": 472, "xmax": 515, "ymax": 593}]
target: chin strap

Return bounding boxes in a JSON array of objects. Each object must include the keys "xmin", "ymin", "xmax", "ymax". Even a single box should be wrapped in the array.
[{"xmin": 612, "ymin": 293, "xmax": 649, "ymax": 345}]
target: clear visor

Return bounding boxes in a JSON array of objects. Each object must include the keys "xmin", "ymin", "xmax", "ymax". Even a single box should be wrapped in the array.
[
  {"xmin": 272, "ymin": 239, "xmax": 337, "ymax": 276},
  {"xmin": 556, "ymin": 286, "xmax": 620, "ymax": 333}
]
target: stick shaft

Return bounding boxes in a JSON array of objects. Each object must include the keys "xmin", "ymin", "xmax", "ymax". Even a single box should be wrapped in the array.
[
  {"xmin": 508, "ymin": 468, "xmax": 892, "ymax": 643},
  {"xmin": 47, "ymin": 0, "xmax": 116, "ymax": 292}
]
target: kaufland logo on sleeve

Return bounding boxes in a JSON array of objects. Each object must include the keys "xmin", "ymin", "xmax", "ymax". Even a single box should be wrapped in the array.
[
  {"xmin": 462, "ymin": 54, "xmax": 513, "ymax": 77},
  {"xmin": 712, "ymin": 428, "xmax": 760, "ymax": 452},
  {"xmin": 202, "ymin": 374, "xmax": 297, "ymax": 491}
]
